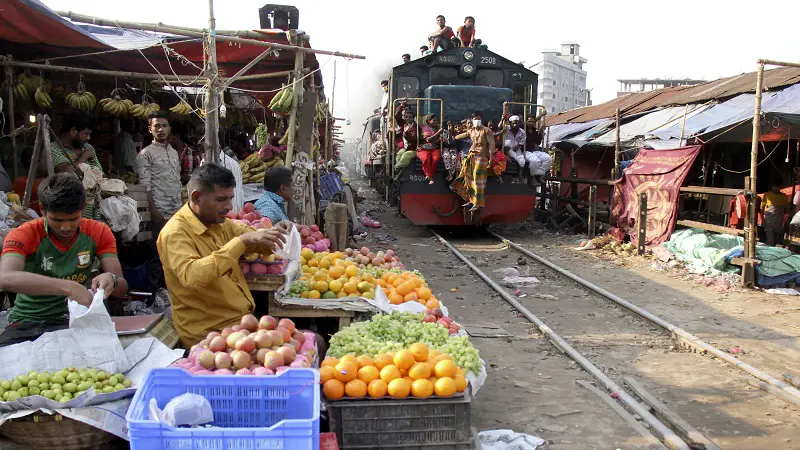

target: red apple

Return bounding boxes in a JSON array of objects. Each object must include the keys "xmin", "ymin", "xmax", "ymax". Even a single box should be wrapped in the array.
[
  {"xmin": 277, "ymin": 345, "xmax": 296, "ymax": 364},
  {"xmin": 265, "ymin": 330, "xmax": 283, "ymax": 346},
  {"xmin": 423, "ymin": 314, "xmax": 437, "ymax": 323},
  {"xmin": 220, "ymin": 327, "xmax": 234, "ymax": 339},
  {"xmin": 437, "ymin": 318, "xmax": 450, "ymax": 328},
  {"xmin": 214, "ymin": 352, "xmax": 233, "ymax": 369},
  {"xmin": 431, "ymin": 308, "xmax": 444, "ymax": 319},
  {"xmin": 292, "ymin": 332, "xmax": 306, "ymax": 345},
  {"xmin": 241, "ymin": 314, "xmax": 259, "ymax": 332},
  {"xmin": 277, "ymin": 318, "xmax": 296, "ymax": 334},
  {"xmin": 256, "ymin": 348, "xmax": 270, "ymax": 364},
  {"xmin": 276, "ymin": 327, "xmax": 291, "ymax": 343},
  {"xmin": 300, "ymin": 228, "xmax": 311, "ymax": 238},
  {"xmin": 226, "ymin": 331, "xmax": 247, "ymax": 349},
  {"xmin": 208, "ymin": 336, "xmax": 227, "ymax": 353},
  {"xmin": 231, "ymin": 350, "xmax": 252, "ymax": 370},
  {"xmin": 259, "ymin": 315, "xmax": 277, "ymax": 330},
  {"xmin": 242, "ymin": 203, "xmax": 255, "ymax": 213},
  {"xmin": 264, "ymin": 351, "xmax": 284, "ymax": 371},
  {"xmin": 198, "ymin": 350, "xmax": 215, "ymax": 369},
  {"xmin": 235, "ymin": 337, "xmax": 256, "ymax": 353},
  {"xmin": 254, "ymin": 333, "xmax": 272, "ymax": 350},
  {"xmin": 310, "ymin": 224, "xmax": 320, "ymax": 233}
]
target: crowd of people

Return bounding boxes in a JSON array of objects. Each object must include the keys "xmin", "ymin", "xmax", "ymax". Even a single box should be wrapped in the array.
[
  {"xmin": 0, "ymin": 108, "xmax": 297, "ymax": 348},
  {"xmin": 400, "ymin": 15, "xmax": 484, "ymax": 64}
]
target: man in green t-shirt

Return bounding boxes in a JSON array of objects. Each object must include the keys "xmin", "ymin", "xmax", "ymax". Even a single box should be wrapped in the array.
[
  {"xmin": 50, "ymin": 110, "xmax": 103, "ymax": 219},
  {"xmin": 0, "ymin": 173, "xmax": 129, "ymax": 347}
]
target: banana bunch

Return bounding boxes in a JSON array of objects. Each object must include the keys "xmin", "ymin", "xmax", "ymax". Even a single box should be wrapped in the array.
[
  {"xmin": 130, "ymin": 101, "xmax": 160, "ymax": 118},
  {"xmin": 264, "ymin": 157, "xmax": 284, "ymax": 169},
  {"xmin": 99, "ymin": 95, "xmax": 133, "ymax": 117},
  {"xmin": 255, "ymin": 124, "xmax": 269, "ymax": 148},
  {"xmin": 279, "ymin": 131, "xmax": 289, "ymax": 146},
  {"xmin": 239, "ymin": 153, "xmax": 268, "ymax": 184},
  {"xmin": 34, "ymin": 87, "xmax": 53, "ymax": 109},
  {"xmin": 169, "ymin": 99, "xmax": 192, "ymax": 116},
  {"xmin": 18, "ymin": 73, "xmax": 50, "ymax": 95},
  {"xmin": 13, "ymin": 83, "xmax": 30, "ymax": 102},
  {"xmin": 268, "ymin": 85, "xmax": 294, "ymax": 113},
  {"xmin": 66, "ymin": 91, "xmax": 97, "ymax": 111},
  {"xmin": 314, "ymin": 101, "xmax": 328, "ymax": 125}
]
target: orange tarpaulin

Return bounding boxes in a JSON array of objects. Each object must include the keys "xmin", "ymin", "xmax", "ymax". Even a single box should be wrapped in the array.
[{"xmin": 0, "ymin": 0, "xmax": 108, "ymax": 49}]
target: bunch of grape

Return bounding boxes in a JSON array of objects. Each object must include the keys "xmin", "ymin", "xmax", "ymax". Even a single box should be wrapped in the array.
[
  {"xmin": 327, "ymin": 312, "xmax": 482, "ymax": 373},
  {"xmin": 287, "ymin": 280, "xmax": 308, "ymax": 297}
]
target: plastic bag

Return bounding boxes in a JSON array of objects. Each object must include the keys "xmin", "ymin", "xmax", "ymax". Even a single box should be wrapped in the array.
[
  {"xmin": 100, "ymin": 195, "xmax": 141, "ymax": 240},
  {"xmin": 791, "ymin": 210, "xmax": 800, "ymax": 226},
  {"xmin": 148, "ymin": 394, "xmax": 214, "ymax": 428},
  {"xmin": 100, "ymin": 179, "xmax": 126, "ymax": 196},
  {"xmin": 274, "ymin": 224, "xmax": 302, "ymax": 263}
]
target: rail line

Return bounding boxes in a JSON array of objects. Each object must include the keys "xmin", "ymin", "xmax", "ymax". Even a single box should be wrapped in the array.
[{"xmin": 431, "ymin": 229, "xmax": 800, "ymax": 450}]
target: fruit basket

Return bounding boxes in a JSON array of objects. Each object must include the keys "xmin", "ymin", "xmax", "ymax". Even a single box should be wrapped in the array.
[
  {"xmin": 126, "ymin": 368, "xmax": 319, "ymax": 450},
  {"xmin": 0, "ymin": 413, "xmax": 120, "ymax": 450},
  {"xmin": 327, "ymin": 390, "xmax": 472, "ymax": 449}
]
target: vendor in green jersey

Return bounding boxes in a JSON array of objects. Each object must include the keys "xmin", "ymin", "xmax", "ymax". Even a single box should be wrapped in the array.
[{"xmin": 0, "ymin": 173, "xmax": 128, "ymax": 347}]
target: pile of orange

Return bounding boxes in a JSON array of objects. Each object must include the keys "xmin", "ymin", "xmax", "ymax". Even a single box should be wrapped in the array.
[
  {"xmin": 320, "ymin": 343, "xmax": 467, "ymax": 400},
  {"xmin": 297, "ymin": 250, "xmax": 376, "ymax": 300},
  {"xmin": 378, "ymin": 271, "xmax": 440, "ymax": 309}
]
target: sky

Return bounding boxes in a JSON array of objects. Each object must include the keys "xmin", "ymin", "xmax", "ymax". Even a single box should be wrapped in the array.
[{"xmin": 42, "ymin": 0, "xmax": 800, "ymax": 141}]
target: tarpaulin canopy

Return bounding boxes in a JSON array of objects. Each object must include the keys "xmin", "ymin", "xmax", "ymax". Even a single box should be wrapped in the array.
[
  {"xmin": 592, "ymin": 105, "xmax": 711, "ymax": 146},
  {"xmin": 0, "ymin": 0, "xmax": 109, "ymax": 49},
  {"xmin": 546, "ymin": 118, "xmax": 608, "ymax": 142}
]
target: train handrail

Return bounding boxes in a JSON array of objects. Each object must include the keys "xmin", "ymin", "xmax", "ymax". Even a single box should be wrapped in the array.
[{"xmin": 391, "ymin": 97, "xmax": 445, "ymax": 161}]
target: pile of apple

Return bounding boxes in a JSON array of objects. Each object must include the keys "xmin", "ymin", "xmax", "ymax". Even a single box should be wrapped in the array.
[
  {"xmin": 423, "ymin": 308, "xmax": 461, "ymax": 335},
  {"xmin": 299, "ymin": 224, "xmax": 331, "ymax": 253},
  {"xmin": 240, "ymin": 253, "xmax": 285, "ymax": 275},
  {"xmin": 172, "ymin": 314, "xmax": 316, "ymax": 376},
  {"xmin": 344, "ymin": 247, "xmax": 404, "ymax": 270},
  {"xmin": 227, "ymin": 203, "xmax": 273, "ymax": 229}
]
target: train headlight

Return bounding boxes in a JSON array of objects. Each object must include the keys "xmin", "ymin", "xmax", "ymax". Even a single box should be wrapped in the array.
[
  {"xmin": 462, "ymin": 64, "xmax": 475, "ymax": 76},
  {"xmin": 463, "ymin": 50, "xmax": 474, "ymax": 61}
]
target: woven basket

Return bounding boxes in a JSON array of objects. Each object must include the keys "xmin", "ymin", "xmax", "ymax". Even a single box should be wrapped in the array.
[{"xmin": 0, "ymin": 413, "xmax": 122, "ymax": 450}]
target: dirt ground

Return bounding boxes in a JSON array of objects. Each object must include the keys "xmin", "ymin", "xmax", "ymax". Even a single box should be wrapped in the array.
[{"xmin": 352, "ymin": 180, "xmax": 800, "ymax": 450}]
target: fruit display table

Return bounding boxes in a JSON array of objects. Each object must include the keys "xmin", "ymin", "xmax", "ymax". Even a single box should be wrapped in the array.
[{"xmin": 266, "ymin": 296, "xmax": 362, "ymax": 332}]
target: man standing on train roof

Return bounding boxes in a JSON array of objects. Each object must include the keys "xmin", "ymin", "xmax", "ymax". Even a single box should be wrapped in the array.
[
  {"xmin": 0, "ymin": 173, "xmax": 129, "ymax": 347},
  {"xmin": 429, "ymin": 15, "xmax": 455, "ymax": 52},
  {"xmin": 157, "ymin": 163, "xmax": 287, "ymax": 347},
  {"xmin": 402, "ymin": 53, "xmax": 411, "ymax": 64},
  {"xmin": 450, "ymin": 112, "xmax": 495, "ymax": 213}
]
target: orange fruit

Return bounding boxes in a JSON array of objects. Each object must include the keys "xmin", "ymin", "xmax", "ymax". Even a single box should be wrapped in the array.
[
  {"xmin": 345, "ymin": 265, "xmax": 359, "ymax": 277},
  {"xmin": 379, "ymin": 365, "xmax": 401, "ymax": 383},
  {"xmin": 403, "ymin": 376, "xmax": 414, "ymax": 385},
  {"xmin": 340, "ymin": 354, "xmax": 357, "ymax": 364},
  {"xmin": 388, "ymin": 293, "xmax": 404, "ymax": 305},
  {"xmin": 329, "ymin": 280, "xmax": 343, "ymax": 293},
  {"xmin": 319, "ymin": 366, "xmax": 336, "ymax": 384},
  {"xmin": 343, "ymin": 282, "xmax": 358, "ymax": 295},
  {"xmin": 315, "ymin": 281, "xmax": 329, "ymax": 293},
  {"xmin": 321, "ymin": 357, "xmax": 339, "ymax": 368},
  {"xmin": 329, "ymin": 266, "xmax": 345, "ymax": 279},
  {"xmin": 396, "ymin": 282, "xmax": 414, "ymax": 296},
  {"xmin": 403, "ymin": 292, "xmax": 419, "ymax": 303},
  {"xmin": 358, "ymin": 366, "xmax": 380, "ymax": 384},
  {"xmin": 408, "ymin": 362, "xmax": 432, "ymax": 380},
  {"xmin": 411, "ymin": 379, "xmax": 434, "ymax": 398},
  {"xmin": 367, "ymin": 379, "xmax": 388, "ymax": 398},
  {"xmin": 308, "ymin": 290, "xmax": 321, "ymax": 299},
  {"xmin": 434, "ymin": 377, "xmax": 457, "ymax": 397},
  {"xmin": 425, "ymin": 299, "xmax": 440, "ymax": 309},
  {"xmin": 427, "ymin": 349, "xmax": 440, "ymax": 361},
  {"xmin": 429, "ymin": 376, "xmax": 438, "ymax": 385},
  {"xmin": 409, "ymin": 343, "xmax": 429, "ymax": 361},
  {"xmin": 434, "ymin": 359, "xmax": 458, "ymax": 378},
  {"xmin": 374, "ymin": 354, "xmax": 393, "ymax": 370},
  {"xmin": 362, "ymin": 273, "xmax": 375, "ymax": 283},
  {"xmin": 381, "ymin": 272, "xmax": 392, "ymax": 281},
  {"xmin": 456, "ymin": 368, "xmax": 465, "ymax": 377},
  {"xmin": 356, "ymin": 355, "xmax": 374, "ymax": 368},
  {"xmin": 387, "ymin": 378, "xmax": 411, "ymax": 399},
  {"xmin": 323, "ymin": 379, "xmax": 345, "ymax": 400},
  {"xmin": 454, "ymin": 374, "xmax": 468, "ymax": 392},
  {"xmin": 416, "ymin": 287, "xmax": 432, "ymax": 301},
  {"xmin": 393, "ymin": 350, "xmax": 415, "ymax": 370},
  {"xmin": 308, "ymin": 259, "xmax": 318, "ymax": 267},
  {"xmin": 345, "ymin": 379, "xmax": 367, "ymax": 398},
  {"xmin": 337, "ymin": 292, "xmax": 347, "ymax": 298},
  {"xmin": 300, "ymin": 292, "xmax": 309, "ymax": 298},
  {"xmin": 334, "ymin": 361, "xmax": 358, "ymax": 382},
  {"xmin": 429, "ymin": 353, "xmax": 453, "ymax": 365}
]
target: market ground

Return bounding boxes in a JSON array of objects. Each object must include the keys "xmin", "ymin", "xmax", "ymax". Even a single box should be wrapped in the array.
[{"xmin": 352, "ymin": 181, "xmax": 800, "ymax": 449}]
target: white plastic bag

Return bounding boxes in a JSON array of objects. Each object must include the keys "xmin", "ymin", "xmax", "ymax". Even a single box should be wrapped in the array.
[
  {"xmin": 791, "ymin": 210, "xmax": 800, "ymax": 226},
  {"xmin": 100, "ymin": 195, "xmax": 141, "ymax": 240},
  {"xmin": 100, "ymin": 179, "xmax": 126, "ymax": 196},
  {"xmin": 274, "ymin": 224, "xmax": 302, "ymax": 263},
  {"xmin": 149, "ymin": 394, "xmax": 214, "ymax": 428}
]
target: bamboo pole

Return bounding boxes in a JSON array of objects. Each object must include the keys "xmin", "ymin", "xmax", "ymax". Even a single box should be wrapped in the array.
[
  {"xmin": 748, "ymin": 62, "xmax": 764, "ymax": 262},
  {"xmin": 221, "ymin": 47, "xmax": 275, "ymax": 89},
  {"xmin": 57, "ymin": 11, "xmax": 365, "ymax": 60},
  {"xmin": 22, "ymin": 116, "xmax": 50, "ymax": 208},
  {"xmin": 4, "ymin": 57, "xmax": 17, "ymax": 179},
  {"xmin": 204, "ymin": 0, "xmax": 220, "ymax": 164},
  {"xmin": 678, "ymin": 104, "xmax": 689, "ymax": 146},
  {"xmin": 614, "ymin": 108, "xmax": 621, "ymax": 178},
  {"xmin": 283, "ymin": 33, "xmax": 304, "ymax": 167}
]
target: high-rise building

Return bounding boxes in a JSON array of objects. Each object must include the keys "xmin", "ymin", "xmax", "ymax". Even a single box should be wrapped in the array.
[
  {"xmin": 530, "ymin": 43, "xmax": 589, "ymax": 115},
  {"xmin": 617, "ymin": 78, "xmax": 706, "ymax": 97}
]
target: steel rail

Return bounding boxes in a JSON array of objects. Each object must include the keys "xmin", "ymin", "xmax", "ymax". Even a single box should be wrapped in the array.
[
  {"xmin": 431, "ymin": 230, "xmax": 691, "ymax": 450},
  {"xmin": 488, "ymin": 231, "xmax": 800, "ymax": 407}
]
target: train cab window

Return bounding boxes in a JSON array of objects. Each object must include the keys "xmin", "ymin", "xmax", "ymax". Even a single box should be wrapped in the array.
[
  {"xmin": 512, "ymin": 81, "xmax": 533, "ymax": 103},
  {"xmin": 475, "ymin": 69, "xmax": 503, "ymax": 87},
  {"xmin": 397, "ymin": 76, "xmax": 420, "ymax": 98},
  {"xmin": 429, "ymin": 68, "xmax": 458, "ymax": 85}
]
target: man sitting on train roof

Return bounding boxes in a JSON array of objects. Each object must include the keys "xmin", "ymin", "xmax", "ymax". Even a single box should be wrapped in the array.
[
  {"xmin": 401, "ymin": 53, "xmax": 411, "ymax": 64},
  {"xmin": 457, "ymin": 16, "xmax": 480, "ymax": 48},
  {"xmin": 428, "ymin": 15, "xmax": 455, "ymax": 52},
  {"xmin": 420, "ymin": 45, "xmax": 433, "ymax": 57}
]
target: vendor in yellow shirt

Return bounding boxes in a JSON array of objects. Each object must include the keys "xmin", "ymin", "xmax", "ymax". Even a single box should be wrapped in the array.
[
  {"xmin": 157, "ymin": 163, "xmax": 287, "ymax": 347},
  {"xmin": 761, "ymin": 180, "xmax": 790, "ymax": 247}
]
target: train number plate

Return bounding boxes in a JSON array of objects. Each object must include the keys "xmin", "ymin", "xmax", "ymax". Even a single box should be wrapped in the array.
[
  {"xmin": 480, "ymin": 56, "xmax": 497, "ymax": 65},
  {"xmin": 409, "ymin": 175, "xmax": 427, "ymax": 182},
  {"xmin": 437, "ymin": 55, "xmax": 459, "ymax": 64}
]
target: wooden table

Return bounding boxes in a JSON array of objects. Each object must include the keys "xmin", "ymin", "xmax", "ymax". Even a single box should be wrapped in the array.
[{"xmin": 112, "ymin": 314, "xmax": 180, "ymax": 349}]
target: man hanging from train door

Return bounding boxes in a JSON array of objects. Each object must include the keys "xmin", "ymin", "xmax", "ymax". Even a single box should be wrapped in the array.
[
  {"xmin": 451, "ymin": 112, "xmax": 495, "ymax": 213},
  {"xmin": 504, "ymin": 116, "xmax": 527, "ymax": 183}
]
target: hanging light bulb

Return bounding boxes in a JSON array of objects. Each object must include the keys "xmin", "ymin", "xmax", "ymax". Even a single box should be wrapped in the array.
[{"xmin": 28, "ymin": 115, "xmax": 36, "ymax": 124}]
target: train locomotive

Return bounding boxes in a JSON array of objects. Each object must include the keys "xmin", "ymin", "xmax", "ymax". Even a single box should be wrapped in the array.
[{"xmin": 382, "ymin": 46, "xmax": 543, "ymax": 225}]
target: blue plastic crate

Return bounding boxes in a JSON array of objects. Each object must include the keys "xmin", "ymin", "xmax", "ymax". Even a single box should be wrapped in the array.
[
  {"xmin": 126, "ymin": 368, "xmax": 319, "ymax": 450},
  {"xmin": 319, "ymin": 173, "xmax": 344, "ymax": 200}
]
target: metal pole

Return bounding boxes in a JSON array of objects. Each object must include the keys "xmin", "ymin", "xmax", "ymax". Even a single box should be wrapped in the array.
[
  {"xmin": 614, "ymin": 108, "xmax": 621, "ymax": 178},
  {"xmin": 284, "ymin": 32, "xmax": 304, "ymax": 167},
  {"xmin": 678, "ymin": 104, "xmax": 689, "ymax": 147},
  {"xmin": 4, "ymin": 57, "xmax": 17, "ymax": 179},
  {"xmin": 638, "ymin": 193, "xmax": 647, "ymax": 255},
  {"xmin": 203, "ymin": 0, "xmax": 220, "ymax": 164},
  {"xmin": 23, "ymin": 115, "xmax": 49, "ymax": 207},
  {"xmin": 748, "ymin": 62, "xmax": 764, "ymax": 262},
  {"xmin": 588, "ymin": 185, "xmax": 597, "ymax": 239}
]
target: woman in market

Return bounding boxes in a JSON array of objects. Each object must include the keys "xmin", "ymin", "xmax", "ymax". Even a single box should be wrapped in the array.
[
  {"xmin": 0, "ymin": 173, "xmax": 129, "ymax": 347},
  {"xmin": 450, "ymin": 112, "xmax": 495, "ymax": 213},
  {"xmin": 157, "ymin": 163, "xmax": 288, "ymax": 347},
  {"xmin": 419, "ymin": 114, "xmax": 443, "ymax": 184}
]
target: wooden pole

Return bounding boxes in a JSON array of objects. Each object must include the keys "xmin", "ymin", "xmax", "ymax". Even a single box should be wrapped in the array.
[
  {"xmin": 638, "ymin": 193, "xmax": 647, "ymax": 255},
  {"xmin": 204, "ymin": 0, "xmax": 220, "ymax": 164},
  {"xmin": 284, "ymin": 31, "xmax": 304, "ymax": 166},
  {"xmin": 614, "ymin": 108, "xmax": 621, "ymax": 178},
  {"xmin": 678, "ymin": 104, "xmax": 689, "ymax": 147},
  {"xmin": 22, "ymin": 115, "xmax": 50, "ymax": 208},
  {"xmin": 1, "ymin": 58, "xmax": 292, "ymax": 84},
  {"xmin": 57, "ymin": 11, "xmax": 365, "ymax": 60},
  {"xmin": 742, "ymin": 176, "xmax": 755, "ymax": 286},
  {"xmin": 4, "ymin": 57, "xmax": 17, "ymax": 179},
  {"xmin": 748, "ymin": 62, "xmax": 764, "ymax": 263},
  {"xmin": 221, "ymin": 47, "xmax": 275, "ymax": 89},
  {"xmin": 588, "ymin": 185, "xmax": 597, "ymax": 239}
]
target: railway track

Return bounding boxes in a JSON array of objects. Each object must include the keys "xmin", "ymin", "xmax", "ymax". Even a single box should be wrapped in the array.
[{"xmin": 431, "ymin": 228, "xmax": 800, "ymax": 450}]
